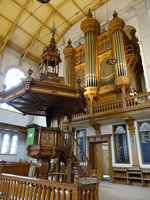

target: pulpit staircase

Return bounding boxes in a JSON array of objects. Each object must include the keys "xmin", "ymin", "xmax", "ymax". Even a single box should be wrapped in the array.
[{"xmin": 64, "ymin": 132, "xmax": 94, "ymax": 178}]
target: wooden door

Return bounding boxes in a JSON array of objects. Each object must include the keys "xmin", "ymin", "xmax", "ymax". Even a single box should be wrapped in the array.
[{"xmin": 102, "ymin": 143, "xmax": 110, "ymax": 176}]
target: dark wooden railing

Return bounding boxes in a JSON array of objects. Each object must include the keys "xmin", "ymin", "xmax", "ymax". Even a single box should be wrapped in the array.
[{"xmin": 0, "ymin": 173, "xmax": 99, "ymax": 200}]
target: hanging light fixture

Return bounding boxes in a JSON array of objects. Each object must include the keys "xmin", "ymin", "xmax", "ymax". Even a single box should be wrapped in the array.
[
  {"xmin": 106, "ymin": 57, "xmax": 117, "ymax": 65},
  {"xmin": 37, "ymin": 0, "xmax": 50, "ymax": 3}
]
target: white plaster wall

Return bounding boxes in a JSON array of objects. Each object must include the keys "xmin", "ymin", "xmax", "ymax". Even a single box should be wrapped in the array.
[
  {"xmin": 0, "ymin": 131, "xmax": 28, "ymax": 162},
  {"xmin": 33, "ymin": 116, "xmax": 46, "ymax": 127},
  {"xmin": 0, "ymin": 108, "xmax": 33, "ymax": 127}
]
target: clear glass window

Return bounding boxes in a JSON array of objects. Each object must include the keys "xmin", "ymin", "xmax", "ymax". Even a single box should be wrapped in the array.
[
  {"xmin": 1, "ymin": 134, "xmax": 9, "ymax": 154},
  {"xmin": 10, "ymin": 135, "xmax": 18, "ymax": 154},
  {"xmin": 5, "ymin": 68, "xmax": 25, "ymax": 90},
  {"xmin": 0, "ymin": 68, "xmax": 26, "ymax": 112}
]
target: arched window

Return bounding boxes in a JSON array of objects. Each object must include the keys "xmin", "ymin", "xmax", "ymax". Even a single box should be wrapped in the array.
[
  {"xmin": 0, "ymin": 68, "xmax": 26, "ymax": 112},
  {"xmin": 5, "ymin": 68, "xmax": 26, "ymax": 90},
  {"xmin": 1, "ymin": 134, "xmax": 9, "ymax": 154},
  {"xmin": 10, "ymin": 135, "xmax": 18, "ymax": 154}
]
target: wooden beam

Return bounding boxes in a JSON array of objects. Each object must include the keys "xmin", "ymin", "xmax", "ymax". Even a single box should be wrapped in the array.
[
  {"xmin": 71, "ymin": 0, "xmax": 85, "ymax": 16},
  {"xmin": 19, "ymin": 11, "xmax": 54, "ymax": 65},
  {"xmin": 47, "ymin": 3, "xmax": 71, "ymax": 27},
  {"xmin": 0, "ymin": 0, "xmax": 30, "ymax": 55},
  {"xmin": 13, "ymin": 0, "xmax": 59, "ymax": 38},
  {"xmin": 0, "ymin": 13, "xmax": 47, "ymax": 48},
  {"xmin": 0, "ymin": 122, "xmax": 27, "ymax": 134}
]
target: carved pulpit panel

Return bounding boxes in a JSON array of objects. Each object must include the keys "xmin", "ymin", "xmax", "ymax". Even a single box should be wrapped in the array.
[{"xmin": 41, "ymin": 131, "xmax": 54, "ymax": 146}]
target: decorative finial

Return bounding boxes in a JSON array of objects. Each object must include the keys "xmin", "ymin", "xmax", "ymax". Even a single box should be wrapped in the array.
[
  {"xmin": 103, "ymin": 27, "xmax": 105, "ymax": 32},
  {"xmin": 113, "ymin": 10, "xmax": 118, "ymax": 18},
  {"xmin": 28, "ymin": 68, "xmax": 33, "ymax": 77},
  {"xmin": 67, "ymin": 38, "xmax": 72, "ymax": 47},
  {"xmin": 74, "ymin": 170, "xmax": 79, "ymax": 183},
  {"xmin": 78, "ymin": 42, "xmax": 81, "ymax": 47},
  {"xmin": 51, "ymin": 24, "xmax": 56, "ymax": 38},
  {"xmin": 87, "ymin": 9, "xmax": 93, "ymax": 18}
]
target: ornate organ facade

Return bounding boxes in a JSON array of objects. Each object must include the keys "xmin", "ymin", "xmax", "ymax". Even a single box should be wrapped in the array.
[{"xmin": 63, "ymin": 10, "xmax": 145, "ymax": 104}]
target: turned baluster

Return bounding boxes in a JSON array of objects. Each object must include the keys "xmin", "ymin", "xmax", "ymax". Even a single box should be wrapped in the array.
[
  {"xmin": 25, "ymin": 183, "xmax": 30, "ymax": 200},
  {"xmin": 2, "ymin": 178, "xmax": 6, "ymax": 197},
  {"xmin": 18, "ymin": 181, "xmax": 22, "ymax": 199},
  {"xmin": 0, "ymin": 178, "xmax": 3, "ymax": 198},
  {"xmin": 21, "ymin": 182, "xmax": 26, "ymax": 200},
  {"xmin": 85, "ymin": 189, "xmax": 89, "ymax": 200},
  {"xmin": 29, "ymin": 184, "xmax": 33, "ymax": 200},
  {"xmin": 56, "ymin": 188, "xmax": 60, "ymax": 200},
  {"xmin": 81, "ymin": 190, "xmax": 85, "ymax": 200},
  {"xmin": 61, "ymin": 189, "xmax": 66, "ymax": 200},
  {"xmin": 5, "ymin": 179, "xmax": 9, "ymax": 197},
  {"xmin": 37, "ymin": 185, "xmax": 42, "ymax": 200},
  {"xmin": 46, "ymin": 186, "xmax": 50, "ymax": 200},
  {"xmin": 50, "ymin": 187, "xmax": 55, "ymax": 200},
  {"xmin": 67, "ymin": 189, "xmax": 71, "ymax": 200},
  {"xmin": 94, "ymin": 185, "xmax": 98, "ymax": 200},
  {"xmin": 41, "ymin": 186, "xmax": 46, "ymax": 200},
  {"xmin": 14, "ymin": 180, "xmax": 19, "ymax": 199},
  {"xmin": 89, "ymin": 188, "xmax": 94, "ymax": 200},
  {"xmin": 0, "ymin": 178, "xmax": 1, "ymax": 193},
  {"xmin": 73, "ymin": 189, "xmax": 81, "ymax": 200},
  {"xmin": 32, "ymin": 185, "xmax": 37, "ymax": 200},
  {"xmin": 12, "ymin": 180, "xmax": 16, "ymax": 200}
]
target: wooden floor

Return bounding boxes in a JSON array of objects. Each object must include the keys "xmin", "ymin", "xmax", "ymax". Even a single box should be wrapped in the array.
[{"xmin": 99, "ymin": 181, "xmax": 150, "ymax": 200}]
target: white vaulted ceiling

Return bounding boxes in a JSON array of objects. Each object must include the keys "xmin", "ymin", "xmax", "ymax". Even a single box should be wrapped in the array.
[{"xmin": 0, "ymin": 0, "xmax": 107, "ymax": 64}]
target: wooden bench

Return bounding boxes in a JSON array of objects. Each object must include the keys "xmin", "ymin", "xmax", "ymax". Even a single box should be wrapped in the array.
[{"xmin": 0, "ymin": 160, "xmax": 30, "ymax": 176}]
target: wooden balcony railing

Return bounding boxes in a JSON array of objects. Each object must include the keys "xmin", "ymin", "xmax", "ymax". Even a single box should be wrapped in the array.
[
  {"xmin": 72, "ymin": 92, "xmax": 150, "ymax": 120},
  {"xmin": 0, "ymin": 173, "xmax": 99, "ymax": 200},
  {"xmin": 126, "ymin": 92, "xmax": 150, "ymax": 109},
  {"xmin": 93, "ymin": 99, "xmax": 123, "ymax": 114}
]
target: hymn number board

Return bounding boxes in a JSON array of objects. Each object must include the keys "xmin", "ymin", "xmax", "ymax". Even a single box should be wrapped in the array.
[
  {"xmin": 114, "ymin": 125, "xmax": 129, "ymax": 163},
  {"xmin": 139, "ymin": 122, "xmax": 150, "ymax": 163}
]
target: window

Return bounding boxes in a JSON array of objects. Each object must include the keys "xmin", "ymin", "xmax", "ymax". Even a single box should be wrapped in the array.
[
  {"xmin": 0, "ymin": 132, "xmax": 19, "ymax": 155},
  {"xmin": 139, "ymin": 121, "xmax": 150, "ymax": 164},
  {"xmin": 76, "ymin": 129, "xmax": 86, "ymax": 161},
  {"xmin": 10, "ymin": 135, "xmax": 18, "ymax": 154},
  {"xmin": 113, "ymin": 125, "xmax": 129, "ymax": 163},
  {"xmin": 0, "ymin": 68, "xmax": 26, "ymax": 112},
  {"xmin": 1, "ymin": 134, "xmax": 9, "ymax": 154},
  {"xmin": 5, "ymin": 68, "xmax": 26, "ymax": 90}
]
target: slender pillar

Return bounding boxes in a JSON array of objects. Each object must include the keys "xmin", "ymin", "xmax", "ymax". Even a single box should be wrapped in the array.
[
  {"xmin": 81, "ymin": 10, "xmax": 100, "ymax": 89},
  {"xmin": 109, "ymin": 11, "xmax": 130, "ymax": 94},
  {"xmin": 63, "ymin": 39, "xmax": 74, "ymax": 86},
  {"xmin": 126, "ymin": 118, "xmax": 139, "ymax": 168}
]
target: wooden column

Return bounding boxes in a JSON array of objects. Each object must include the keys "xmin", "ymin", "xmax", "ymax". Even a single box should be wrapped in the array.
[
  {"xmin": 90, "ymin": 120, "xmax": 101, "ymax": 135},
  {"xmin": 126, "ymin": 118, "xmax": 139, "ymax": 168},
  {"xmin": 63, "ymin": 39, "xmax": 74, "ymax": 86},
  {"xmin": 81, "ymin": 9, "xmax": 100, "ymax": 98},
  {"xmin": 67, "ymin": 115, "xmax": 73, "ymax": 183},
  {"xmin": 109, "ymin": 11, "xmax": 130, "ymax": 96},
  {"xmin": 67, "ymin": 158, "xmax": 72, "ymax": 183},
  {"xmin": 108, "ymin": 135, "xmax": 113, "ymax": 182},
  {"xmin": 55, "ymin": 157, "xmax": 60, "ymax": 182}
]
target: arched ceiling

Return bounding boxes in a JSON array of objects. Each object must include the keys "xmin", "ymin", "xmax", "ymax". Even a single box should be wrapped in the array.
[{"xmin": 0, "ymin": 0, "xmax": 107, "ymax": 64}]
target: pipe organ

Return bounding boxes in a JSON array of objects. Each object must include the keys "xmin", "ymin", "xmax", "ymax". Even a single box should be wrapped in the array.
[{"xmin": 63, "ymin": 10, "xmax": 143, "ymax": 101}]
